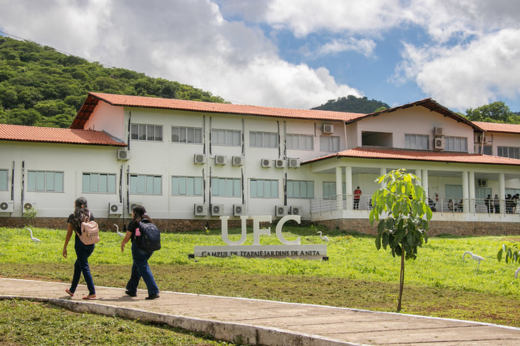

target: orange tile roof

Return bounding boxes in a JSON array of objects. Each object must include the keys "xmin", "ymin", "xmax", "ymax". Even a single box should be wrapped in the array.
[
  {"xmin": 71, "ymin": 92, "xmax": 366, "ymax": 129},
  {"xmin": 0, "ymin": 124, "xmax": 126, "ymax": 146},
  {"xmin": 304, "ymin": 147, "xmax": 520, "ymax": 166},
  {"xmin": 472, "ymin": 121, "xmax": 520, "ymax": 134}
]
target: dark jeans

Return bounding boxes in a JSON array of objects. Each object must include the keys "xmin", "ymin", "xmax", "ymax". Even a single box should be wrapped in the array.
[
  {"xmin": 126, "ymin": 242, "xmax": 159, "ymax": 296},
  {"xmin": 70, "ymin": 240, "xmax": 95, "ymax": 295}
]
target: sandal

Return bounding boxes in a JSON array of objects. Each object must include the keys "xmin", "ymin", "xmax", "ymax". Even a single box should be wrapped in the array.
[
  {"xmin": 82, "ymin": 294, "xmax": 96, "ymax": 300},
  {"xmin": 65, "ymin": 289, "xmax": 74, "ymax": 297}
]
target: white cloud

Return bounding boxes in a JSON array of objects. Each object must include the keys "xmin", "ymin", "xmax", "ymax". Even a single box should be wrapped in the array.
[{"xmin": 314, "ymin": 38, "xmax": 376, "ymax": 58}]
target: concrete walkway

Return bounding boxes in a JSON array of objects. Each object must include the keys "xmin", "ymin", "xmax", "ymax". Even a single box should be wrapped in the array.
[{"xmin": 1, "ymin": 278, "xmax": 520, "ymax": 345}]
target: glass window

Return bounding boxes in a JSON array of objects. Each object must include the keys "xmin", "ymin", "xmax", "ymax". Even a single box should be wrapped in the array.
[
  {"xmin": 250, "ymin": 179, "xmax": 279, "ymax": 198},
  {"xmin": 250, "ymin": 131, "xmax": 277, "ymax": 148},
  {"xmin": 212, "ymin": 129, "xmax": 241, "ymax": 146},
  {"xmin": 131, "ymin": 124, "xmax": 163, "ymax": 142},
  {"xmin": 320, "ymin": 136, "xmax": 340, "ymax": 152},
  {"xmin": 27, "ymin": 170, "xmax": 64, "ymax": 192},
  {"xmin": 172, "ymin": 126, "xmax": 203, "ymax": 144},
  {"xmin": 130, "ymin": 174, "xmax": 162, "ymax": 195},
  {"xmin": 211, "ymin": 177, "xmax": 241, "ymax": 197},
  {"xmin": 82, "ymin": 173, "xmax": 116, "ymax": 194},
  {"xmin": 405, "ymin": 134, "xmax": 429, "ymax": 149},
  {"xmin": 323, "ymin": 181, "xmax": 346, "ymax": 199},
  {"xmin": 287, "ymin": 134, "xmax": 313, "ymax": 150},
  {"xmin": 498, "ymin": 146, "xmax": 520, "ymax": 159},
  {"xmin": 0, "ymin": 169, "xmax": 7, "ymax": 191},
  {"xmin": 475, "ymin": 145, "xmax": 492, "ymax": 155},
  {"xmin": 287, "ymin": 180, "xmax": 314, "ymax": 199},
  {"xmin": 445, "ymin": 137, "xmax": 468, "ymax": 152}
]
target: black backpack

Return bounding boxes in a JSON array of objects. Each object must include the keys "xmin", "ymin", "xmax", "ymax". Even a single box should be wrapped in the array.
[{"xmin": 138, "ymin": 220, "xmax": 161, "ymax": 252}]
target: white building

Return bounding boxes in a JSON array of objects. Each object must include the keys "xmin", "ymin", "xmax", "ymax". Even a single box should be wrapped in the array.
[{"xmin": 1, "ymin": 93, "xmax": 520, "ymax": 234}]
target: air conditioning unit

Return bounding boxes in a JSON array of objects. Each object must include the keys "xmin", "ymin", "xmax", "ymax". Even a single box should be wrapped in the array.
[
  {"xmin": 477, "ymin": 179, "xmax": 488, "ymax": 187},
  {"xmin": 194, "ymin": 204, "xmax": 208, "ymax": 216},
  {"xmin": 232, "ymin": 156, "xmax": 244, "ymax": 166},
  {"xmin": 275, "ymin": 159, "xmax": 285, "ymax": 168},
  {"xmin": 23, "ymin": 202, "xmax": 37, "ymax": 211},
  {"xmin": 0, "ymin": 201, "xmax": 14, "ymax": 213},
  {"xmin": 322, "ymin": 124, "xmax": 334, "ymax": 134},
  {"xmin": 129, "ymin": 202, "xmax": 142, "ymax": 213},
  {"xmin": 108, "ymin": 203, "xmax": 123, "ymax": 215},
  {"xmin": 233, "ymin": 204, "xmax": 245, "ymax": 216},
  {"xmin": 290, "ymin": 206, "xmax": 302, "ymax": 215},
  {"xmin": 215, "ymin": 155, "xmax": 227, "ymax": 165},
  {"xmin": 194, "ymin": 154, "xmax": 206, "ymax": 164},
  {"xmin": 434, "ymin": 137, "xmax": 445, "ymax": 150},
  {"xmin": 261, "ymin": 159, "xmax": 272, "ymax": 168},
  {"xmin": 117, "ymin": 149, "xmax": 131, "ymax": 160},
  {"xmin": 211, "ymin": 204, "xmax": 224, "ymax": 216},
  {"xmin": 434, "ymin": 127, "xmax": 444, "ymax": 136},
  {"xmin": 478, "ymin": 135, "xmax": 486, "ymax": 143},
  {"xmin": 275, "ymin": 205, "xmax": 288, "ymax": 217},
  {"xmin": 288, "ymin": 158, "xmax": 300, "ymax": 168}
]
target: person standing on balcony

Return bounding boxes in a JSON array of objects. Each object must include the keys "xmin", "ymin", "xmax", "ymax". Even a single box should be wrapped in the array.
[
  {"xmin": 353, "ymin": 186, "xmax": 362, "ymax": 210},
  {"xmin": 494, "ymin": 194, "xmax": 500, "ymax": 213},
  {"xmin": 485, "ymin": 194, "xmax": 492, "ymax": 213}
]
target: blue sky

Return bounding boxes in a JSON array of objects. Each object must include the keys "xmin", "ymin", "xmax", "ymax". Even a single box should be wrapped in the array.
[{"xmin": 1, "ymin": 0, "xmax": 520, "ymax": 113}]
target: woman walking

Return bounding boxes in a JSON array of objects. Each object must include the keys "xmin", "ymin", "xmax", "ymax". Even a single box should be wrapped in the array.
[
  {"xmin": 62, "ymin": 197, "xmax": 96, "ymax": 299},
  {"xmin": 121, "ymin": 205, "xmax": 160, "ymax": 300}
]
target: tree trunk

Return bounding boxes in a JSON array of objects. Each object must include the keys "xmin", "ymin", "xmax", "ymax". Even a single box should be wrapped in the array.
[{"xmin": 397, "ymin": 250, "xmax": 405, "ymax": 312}]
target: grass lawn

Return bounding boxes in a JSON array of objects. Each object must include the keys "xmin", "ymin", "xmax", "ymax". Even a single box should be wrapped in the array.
[{"xmin": 1, "ymin": 225, "xmax": 520, "ymax": 330}]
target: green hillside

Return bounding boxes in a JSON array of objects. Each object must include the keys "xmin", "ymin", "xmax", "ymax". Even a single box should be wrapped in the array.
[
  {"xmin": 0, "ymin": 36, "xmax": 226, "ymax": 128},
  {"xmin": 312, "ymin": 95, "xmax": 389, "ymax": 114}
]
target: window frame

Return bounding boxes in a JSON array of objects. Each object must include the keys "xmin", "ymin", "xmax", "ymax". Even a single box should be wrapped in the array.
[
  {"xmin": 130, "ymin": 123, "xmax": 163, "ymax": 142},
  {"xmin": 82, "ymin": 173, "xmax": 117, "ymax": 194},
  {"xmin": 287, "ymin": 180, "xmax": 314, "ymax": 199},
  {"xmin": 27, "ymin": 170, "xmax": 64, "ymax": 192},
  {"xmin": 250, "ymin": 179, "xmax": 279, "ymax": 198},
  {"xmin": 250, "ymin": 131, "xmax": 277, "ymax": 148},
  {"xmin": 211, "ymin": 177, "xmax": 241, "ymax": 197},
  {"xmin": 171, "ymin": 176, "xmax": 203, "ymax": 196},
  {"xmin": 129, "ymin": 174, "xmax": 162, "ymax": 195},
  {"xmin": 405, "ymin": 134, "xmax": 429, "ymax": 150},
  {"xmin": 286, "ymin": 134, "xmax": 314, "ymax": 150},
  {"xmin": 211, "ymin": 129, "xmax": 241, "ymax": 147},
  {"xmin": 498, "ymin": 146, "xmax": 520, "ymax": 159},
  {"xmin": 0, "ymin": 169, "xmax": 8, "ymax": 191},
  {"xmin": 320, "ymin": 135, "xmax": 340, "ymax": 152},
  {"xmin": 444, "ymin": 136, "xmax": 468, "ymax": 152},
  {"xmin": 171, "ymin": 126, "xmax": 203, "ymax": 144}
]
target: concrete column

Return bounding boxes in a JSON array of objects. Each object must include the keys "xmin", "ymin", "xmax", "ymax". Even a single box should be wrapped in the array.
[
  {"xmin": 380, "ymin": 167, "xmax": 387, "ymax": 189},
  {"xmin": 415, "ymin": 169, "xmax": 422, "ymax": 187},
  {"xmin": 336, "ymin": 166, "xmax": 343, "ymax": 211},
  {"xmin": 469, "ymin": 171, "xmax": 475, "ymax": 213},
  {"xmin": 462, "ymin": 171, "xmax": 469, "ymax": 213},
  {"xmin": 345, "ymin": 166, "xmax": 353, "ymax": 210},
  {"xmin": 499, "ymin": 173, "xmax": 505, "ymax": 214},
  {"xmin": 422, "ymin": 170, "xmax": 429, "ymax": 198}
]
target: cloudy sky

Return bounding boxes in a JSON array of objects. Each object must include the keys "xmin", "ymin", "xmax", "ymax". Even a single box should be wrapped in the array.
[{"xmin": 1, "ymin": 0, "xmax": 520, "ymax": 112}]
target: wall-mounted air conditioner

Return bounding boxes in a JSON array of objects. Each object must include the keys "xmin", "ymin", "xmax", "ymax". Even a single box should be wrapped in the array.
[
  {"xmin": 129, "ymin": 202, "xmax": 142, "ymax": 213},
  {"xmin": 275, "ymin": 159, "xmax": 285, "ymax": 168},
  {"xmin": 194, "ymin": 204, "xmax": 208, "ymax": 216},
  {"xmin": 194, "ymin": 154, "xmax": 206, "ymax": 164},
  {"xmin": 0, "ymin": 201, "xmax": 14, "ymax": 213},
  {"xmin": 434, "ymin": 127, "xmax": 444, "ymax": 136},
  {"xmin": 290, "ymin": 206, "xmax": 302, "ymax": 215},
  {"xmin": 275, "ymin": 205, "xmax": 288, "ymax": 217},
  {"xmin": 233, "ymin": 204, "xmax": 245, "ymax": 216},
  {"xmin": 211, "ymin": 204, "xmax": 224, "ymax": 216},
  {"xmin": 232, "ymin": 156, "xmax": 244, "ymax": 166},
  {"xmin": 288, "ymin": 158, "xmax": 300, "ymax": 168},
  {"xmin": 117, "ymin": 149, "xmax": 131, "ymax": 160},
  {"xmin": 322, "ymin": 124, "xmax": 334, "ymax": 134},
  {"xmin": 261, "ymin": 159, "xmax": 271, "ymax": 168},
  {"xmin": 108, "ymin": 203, "xmax": 123, "ymax": 215},
  {"xmin": 434, "ymin": 137, "xmax": 445, "ymax": 150},
  {"xmin": 215, "ymin": 155, "xmax": 227, "ymax": 165},
  {"xmin": 23, "ymin": 202, "xmax": 37, "ymax": 211},
  {"xmin": 477, "ymin": 179, "xmax": 488, "ymax": 187}
]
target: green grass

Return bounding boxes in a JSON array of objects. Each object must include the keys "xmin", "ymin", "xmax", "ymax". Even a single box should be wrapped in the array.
[{"xmin": 1, "ymin": 226, "xmax": 520, "ymax": 329}]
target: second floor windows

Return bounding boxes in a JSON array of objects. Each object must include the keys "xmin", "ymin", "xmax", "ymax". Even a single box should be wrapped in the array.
[
  {"xmin": 172, "ymin": 126, "xmax": 202, "ymax": 144},
  {"xmin": 0, "ymin": 169, "xmax": 7, "ymax": 191},
  {"xmin": 82, "ymin": 173, "xmax": 116, "ymax": 194},
  {"xmin": 498, "ymin": 146, "xmax": 520, "ymax": 159},
  {"xmin": 287, "ymin": 134, "xmax": 314, "ymax": 150},
  {"xmin": 405, "ymin": 134, "xmax": 429, "ymax": 150},
  {"xmin": 287, "ymin": 180, "xmax": 314, "ymax": 198},
  {"xmin": 250, "ymin": 131, "xmax": 277, "ymax": 148},
  {"xmin": 212, "ymin": 129, "xmax": 241, "ymax": 146},
  {"xmin": 250, "ymin": 179, "xmax": 278, "ymax": 198},
  {"xmin": 28, "ymin": 170, "xmax": 63, "ymax": 192},
  {"xmin": 130, "ymin": 174, "xmax": 162, "ymax": 195},
  {"xmin": 172, "ymin": 176, "xmax": 203, "ymax": 196},
  {"xmin": 131, "ymin": 124, "xmax": 163, "ymax": 142},
  {"xmin": 445, "ymin": 136, "xmax": 468, "ymax": 152},
  {"xmin": 211, "ymin": 177, "xmax": 241, "ymax": 197},
  {"xmin": 320, "ymin": 136, "xmax": 340, "ymax": 152}
]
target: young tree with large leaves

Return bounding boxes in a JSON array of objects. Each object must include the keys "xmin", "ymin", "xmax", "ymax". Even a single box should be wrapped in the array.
[{"xmin": 369, "ymin": 169, "xmax": 432, "ymax": 312}]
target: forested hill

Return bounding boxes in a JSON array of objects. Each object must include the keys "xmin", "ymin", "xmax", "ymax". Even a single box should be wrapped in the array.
[
  {"xmin": 312, "ymin": 95, "xmax": 389, "ymax": 114},
  {"xmin": 0, "ymin": 36, "xmax": 226, "ymax": 128}
]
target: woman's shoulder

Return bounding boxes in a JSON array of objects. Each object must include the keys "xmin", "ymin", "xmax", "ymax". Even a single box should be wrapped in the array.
[{"xmin": 67, "ymin": 213, "xmax": 75, "ymax": 223}]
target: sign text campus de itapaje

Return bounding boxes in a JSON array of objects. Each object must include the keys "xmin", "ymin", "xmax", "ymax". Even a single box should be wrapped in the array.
[{"xmin": 193, "ymin": 215, "xmax": 327, "ymax": 260}]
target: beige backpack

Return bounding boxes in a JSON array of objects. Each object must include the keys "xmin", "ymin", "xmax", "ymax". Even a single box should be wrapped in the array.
[{"xmin": 78, "ymin": 212, "xmax": 100, "ymax": 245}]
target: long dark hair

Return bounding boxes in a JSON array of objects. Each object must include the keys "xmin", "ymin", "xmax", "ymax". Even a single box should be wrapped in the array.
[
  {"xmin": 132, "ymin": 204, "xmax": 153, "ymax": 224},
  {"xmin": 73, "ymin": 197, "xmax": 89, "ymax": 230}
]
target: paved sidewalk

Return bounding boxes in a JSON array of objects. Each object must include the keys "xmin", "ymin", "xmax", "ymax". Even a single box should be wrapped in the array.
[{"xmin": 1, "ymin": 278, "xmax": 520, "ymax": 345}]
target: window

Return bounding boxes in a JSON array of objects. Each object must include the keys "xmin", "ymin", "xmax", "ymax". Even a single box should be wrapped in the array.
[
  {"xmin": 320, "ymin": 136, "xmax": 340, "ymax": 152},
  {"xmin": 82, "ymin": 173, "xmax": 116, "ymax": 193},
  {"xmin": 131, "ymin": 124, "xmax": 163, "ymax": 141},
  {"xmin": 498, "ymin": 146, "xmax": 520, "ymax": 159},
  {"xmin": 475, "ymin": 145, "xmax": 492, "ymax": 155},
  {"xmin": 405, "ymin": 134, "xmax": 429, "ymax": 149},
  {"xmin": 250, "ymin": 179, "xmax": 278, "ymax": 198},
  {"xmin": 130, "ymin": 174, "xmax": 162, "ymax": 195},
  {"xmin": 172, "ymin": 126, "xmax": 202, "ymax": 144},
  {"xmin": 0, "ymin": 169, "xmax": 7, "ymax": 191},
  {"xmin": 212, "ymin": 129, "xmax": 241, "ymax": 146},
  {"xmin": 172, "ymin": 176, "xmax": 203, "ymax": 196},
  {"xmin": 211, "ymin": 177, "xmax": 241, "ymax": 197},
  {"xmin": 287, "ymin": 134, "xmax": 313, "ymax": 150},
  {"xmin": 323, "ymin": 181, "xmax": 346, "ymax": 199},
  {"xmin": 28, "ymin": 171, "xmax": 64, "ymax": 192},
  {"xmin": 287, "ymin": 180, "xmax": 314, "ymax": 198},
  {"xmin": 444, "ymin": 137, "xmax": 468, "ymax": 152},
  {"xmin": 250, "ymin": 131, "xmax": 277, "ymax": 148}
]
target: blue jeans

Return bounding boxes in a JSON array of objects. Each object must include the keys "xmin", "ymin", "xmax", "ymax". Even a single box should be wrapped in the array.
[
  {"xmin": 126, "ymin": 242, "xmax": 159, "ymax": 296},
  {"xmin": 70, "ymin": 239, "xmax": 96, "ymax": 295}
]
